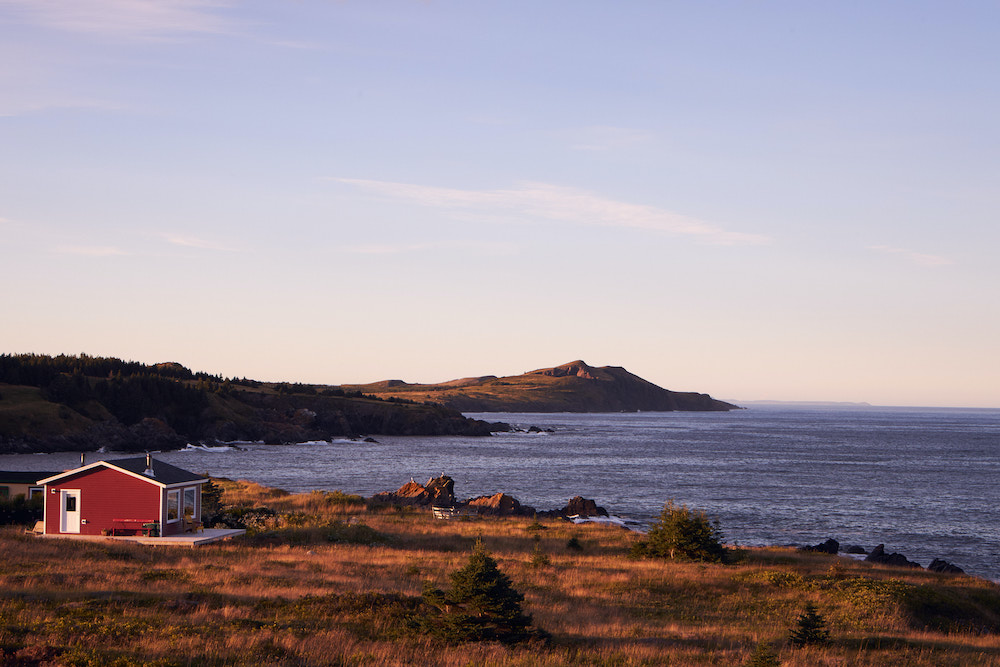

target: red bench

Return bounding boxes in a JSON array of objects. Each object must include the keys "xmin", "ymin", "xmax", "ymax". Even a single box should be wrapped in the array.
[{"xmin": 111, "ymin": 519, "xmax": 158, "ymax": 536}]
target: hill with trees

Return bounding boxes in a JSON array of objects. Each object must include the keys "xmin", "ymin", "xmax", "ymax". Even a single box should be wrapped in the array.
[{"xmin": 0, "ymin": 354, "xmax": 506, "ymax": 454}]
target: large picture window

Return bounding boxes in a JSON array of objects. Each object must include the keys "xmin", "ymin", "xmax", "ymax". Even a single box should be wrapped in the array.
[
  {"xmin": 167, "ymin": 490, "xmax": 179, "ymax": 522},
  {"xmin": 183, "ymin": 487, "xmax": 196, "ymax": 518}
]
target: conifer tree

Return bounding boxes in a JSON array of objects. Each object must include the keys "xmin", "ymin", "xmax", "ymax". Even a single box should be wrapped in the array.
[
  {"xmin": 789, "ymin": 602, "xmax": 830, "ymax": 647},
  {"xmin": 632, "ymin": 500, "xmax": 727, "ymax": 562},
  {"xmin": 745, "ymin": 641, "xmax": 781, "ymax": 666},
  {"xmin": 422, "ymin": 539, "xmax": 535, "ymax": 643}
]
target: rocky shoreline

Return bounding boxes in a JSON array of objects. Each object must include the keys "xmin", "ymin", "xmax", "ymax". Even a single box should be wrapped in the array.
[
  {"xmin": 371, "ymin": 477, "xmax": 973, "ymax": 576},
  {"xmin": 370, "ymin": 474, "xmax": 610, "ymax": 521},
  {"xmin": 799, "ymin": 538, "xmax": 966, "ymax": 575}
]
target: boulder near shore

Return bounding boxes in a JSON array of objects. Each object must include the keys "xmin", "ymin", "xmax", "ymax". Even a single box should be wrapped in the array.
[{"xmin": 372, "ymin": 476, "xmax": 608, "ymax": 519}]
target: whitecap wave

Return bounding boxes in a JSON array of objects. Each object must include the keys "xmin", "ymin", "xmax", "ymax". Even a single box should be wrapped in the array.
[
  {"xmin": 569, "ymin": 514, "xmax": 644, "ymax": 532},
  {"xmin": 296, "ymin": 438, "xmax": 368, "ymax": 446},
  {"xmin": 180, "ymin": 444, "xmax": 237, "ymax": 453}
]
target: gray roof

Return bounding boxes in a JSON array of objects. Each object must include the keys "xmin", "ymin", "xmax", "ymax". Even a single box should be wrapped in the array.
[
  {"xmin": 0, "ymin": 471, "xmax": 59, "ymax": 485},
  {"xmin": 37, "ymin": 457, "xmax": 207, "ymax": 487}
]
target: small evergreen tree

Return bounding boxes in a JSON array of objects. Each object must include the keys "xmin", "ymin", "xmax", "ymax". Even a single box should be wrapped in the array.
[
  {"xmin": 788, "ymin": 603, "xmax": 830, "ymax": 647},
  {"xmin": 422, "ymin": 539, "xmax": 537, "ymax": 644},
  {"xmin": 632, "ymin": 500, "xmax": 727, "ymax": 563},
  {"xmin": 745, "ymin": 641, "xmax": 781, "ymax": 666}
]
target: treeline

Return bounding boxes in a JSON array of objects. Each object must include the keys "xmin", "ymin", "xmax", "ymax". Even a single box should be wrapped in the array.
[
  {"xmin": 0, "ymin": 354, "xmax": 506, "ymax": 453},
  {"xmin": 0, "ymin": 353, "xmax": 257, "ymax": 387}
]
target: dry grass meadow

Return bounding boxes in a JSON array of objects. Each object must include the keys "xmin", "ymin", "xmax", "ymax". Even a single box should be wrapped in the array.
[{"xmin": 2, "ymin": 479, "xmax": 1000, "ymax": 666}]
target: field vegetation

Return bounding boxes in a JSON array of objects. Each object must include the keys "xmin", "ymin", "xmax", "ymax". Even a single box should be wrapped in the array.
[{"xmin": 2, "ymin": 479, "xmax": 1000, "ymax": 665}]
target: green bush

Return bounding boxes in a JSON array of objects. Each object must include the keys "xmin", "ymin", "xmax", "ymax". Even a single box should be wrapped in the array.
[
  {"xmin": 632, "ymin": 500, "xmax": 727, "ymax": 563},
  {"xmin": 0, "ymin": 494, "xmax": 43, "ymax": 526},
  {"xmin": 789, "ymin": 602, "xmax": 830, "ymax": 646},
  {"xmin": 745, "ymin": 641, "xmax": 781, "ymax": 666},
  {"xmin": 421, "ymin": 539, "xmax": 540, "ymax": 644}
]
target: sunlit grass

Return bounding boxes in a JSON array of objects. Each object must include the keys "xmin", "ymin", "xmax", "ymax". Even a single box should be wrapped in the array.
[{"xmin": 1, "ymin": 480, "xmax": 998, "ymax": 665}]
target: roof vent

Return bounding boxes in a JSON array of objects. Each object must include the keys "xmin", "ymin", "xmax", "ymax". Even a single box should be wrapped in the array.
[{"xmin": 144, "ymin": 453, "xmax": 155, "ymax": 478}]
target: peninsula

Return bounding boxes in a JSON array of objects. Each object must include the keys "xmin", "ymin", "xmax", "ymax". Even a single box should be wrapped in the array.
[{"xmin": 342, "ymin": 360, "xmax": 738, "ymax": 413}]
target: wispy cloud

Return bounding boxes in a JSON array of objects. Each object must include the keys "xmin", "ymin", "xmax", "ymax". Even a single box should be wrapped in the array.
[
  {"xmin": 342, "ymin": 240, "xmax": 516, "ymax": 256},
  {"xmin": 163, "ymin": 234, "xmax": 241, "ymax": 252},
  {"xmin": 331, "ymin": 178, "xmax": 768, "ymax": 246},
  {"xmin": 868, "ymin": 245, "xmax": 954, "ymax": 267},
  {"xmin": 53, "ymin": 245, "xmax": 129, "ymax": 257},
  {"xmin": 0, "ymin": 0, "xmax": 236, "ymax": 41}
]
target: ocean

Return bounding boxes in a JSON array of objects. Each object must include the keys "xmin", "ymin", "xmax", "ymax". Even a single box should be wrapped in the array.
[{"xmin": 4, "ymin": 406, "xmax": 998, "ymax": 580}]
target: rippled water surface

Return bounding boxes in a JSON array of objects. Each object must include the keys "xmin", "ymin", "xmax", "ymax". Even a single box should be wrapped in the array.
[{"xmin": 4, "ymin": 407, "xmax": 998, "ymax": 579}]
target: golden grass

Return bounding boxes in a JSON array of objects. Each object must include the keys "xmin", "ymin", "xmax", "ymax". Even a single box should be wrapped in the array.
[{"xmin": 1, "ymin": 479, "xmax": 999, "ymax": 665}]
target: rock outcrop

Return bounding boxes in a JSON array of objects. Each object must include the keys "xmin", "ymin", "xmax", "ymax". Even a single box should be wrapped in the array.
[
  {"xmin": 536, "ymin": 496, "xmax": 609, "ymax": 519},
  {"xmin": 466, "ymin": 493, "xmax": 534, "ymax": 516},
  {"xmin": 371, "ymin": 475, "xmax": 455, "ymax": 506},
  {"xmin": 928, "ymin": 558, "xmax": 965, "ymax": 574},
  {"xmin": 372, "ymin": 477, "xmax": 612, "ymax": 520},
  {"xmin": 865, "ymin": 544, "xmax": 922, "ymax": 569},
  {"xmin": 800, "ymin": 538, "xmax": 840, "ymax": 554}
]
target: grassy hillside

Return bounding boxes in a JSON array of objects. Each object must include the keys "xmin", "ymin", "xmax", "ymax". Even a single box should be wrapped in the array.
[
  {"xmin": 345, "ymin": 360, "xmax": 738, "ymax": 412},
  {"xmin": 1, "ymin": 480, "xmax": 998, "ymax": 665},
  {"xmin": 0, "ymin": 354, "xmax": 506, "ymax": 454}
]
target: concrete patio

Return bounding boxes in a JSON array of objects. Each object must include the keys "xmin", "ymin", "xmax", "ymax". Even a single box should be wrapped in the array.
[{"xmin": 38, "ymin": 528, "xmax": 246, "ymax": 547}]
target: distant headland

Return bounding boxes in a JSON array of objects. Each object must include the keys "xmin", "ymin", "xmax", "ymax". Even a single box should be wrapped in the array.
[
  {"xmin": 343, "ymin": 360, "xmax": 738, "ymax": 413},
  {"xmin": 0, "ymin": 355, "xmax": 735, "ymax": 454}
]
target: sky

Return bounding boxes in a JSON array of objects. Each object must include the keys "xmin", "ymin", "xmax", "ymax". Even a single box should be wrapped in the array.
[{"xmin": 1, "ymin": 1, "xmax": 998, "ymax": 408}]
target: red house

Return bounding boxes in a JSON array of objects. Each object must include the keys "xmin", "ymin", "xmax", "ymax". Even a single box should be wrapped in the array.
[{"xmin": 38, "ymin": 455, "xmax": 208, "ymax": 537}]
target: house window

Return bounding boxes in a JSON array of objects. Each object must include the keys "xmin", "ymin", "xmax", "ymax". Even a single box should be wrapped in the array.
[
  {"xmin": 183, "ymin": 487, "xmax": 196, "ymax": 518},
  {"xmin": 167, "ymin": 490, "xmax": 180, "ymax": 522},
  {"xmin": 0, "ymin": 486, "xmax": 8, "ymax": 498},
  {"xmin": 28, "ymin": 487, "xmax": 43, "ymax": 499}
]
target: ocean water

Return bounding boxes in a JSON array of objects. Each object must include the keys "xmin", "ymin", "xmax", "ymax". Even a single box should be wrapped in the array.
[{"xmin": 4, "ymin": 407, "xmax": 998, "ymax": 580}]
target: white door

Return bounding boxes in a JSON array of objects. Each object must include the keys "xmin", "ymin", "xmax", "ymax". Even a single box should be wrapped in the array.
[{"xmin": 60, "ymin": 490, "xmax": 81, "ymax": 533}]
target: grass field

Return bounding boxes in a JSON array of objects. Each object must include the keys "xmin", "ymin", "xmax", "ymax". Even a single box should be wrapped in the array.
[{"xmin": 2, "ymin": 479, "xmax": 999, "ymax": 666}]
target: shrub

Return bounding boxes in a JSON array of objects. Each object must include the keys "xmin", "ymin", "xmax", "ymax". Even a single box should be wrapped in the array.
[
  {"xmin": 789, "ymin": 602, "xmax": 830, "ymax": 647},
  {"xmin": 530, "ymin": 543, "xmax": 551, "ymax": 568},
  {"xmin": 421, "ymin": 539, "xmax": 539, "ymax": 644},
  {"xmin": 632, "ymin": 500, "xmax": 727, "ymax": 563},
  {"xmin": 745, "ymin": 641, "xmax": 781, "ymax": 666},
  {"xmin": 0, "ymin": 494, "xmax": 44, "ymax": 526}
]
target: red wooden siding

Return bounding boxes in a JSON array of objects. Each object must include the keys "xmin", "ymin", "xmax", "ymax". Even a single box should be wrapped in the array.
[{"xmin": 44, "ymin": 466, "xmax": 162, "ymax": 536}]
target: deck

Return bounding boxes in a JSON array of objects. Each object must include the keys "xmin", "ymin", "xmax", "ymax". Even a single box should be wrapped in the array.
[{"xmin": 38, "ymin": 528, "xmax": 246, "ymax": 547}]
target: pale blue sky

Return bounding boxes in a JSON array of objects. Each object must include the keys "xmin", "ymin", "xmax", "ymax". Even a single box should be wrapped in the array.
[{"xmin": 2, "ymin": 1, "xmax": 998, "ymax": 407}]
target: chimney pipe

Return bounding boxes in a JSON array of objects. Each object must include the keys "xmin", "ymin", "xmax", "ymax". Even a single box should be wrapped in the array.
[
  {"xmin": 144, "ymin": 453, "xmax": 155, "ymax": 477},
  {"xmin": 80, "ymin": 452, "xmax": 86, "ymax": 467}
]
